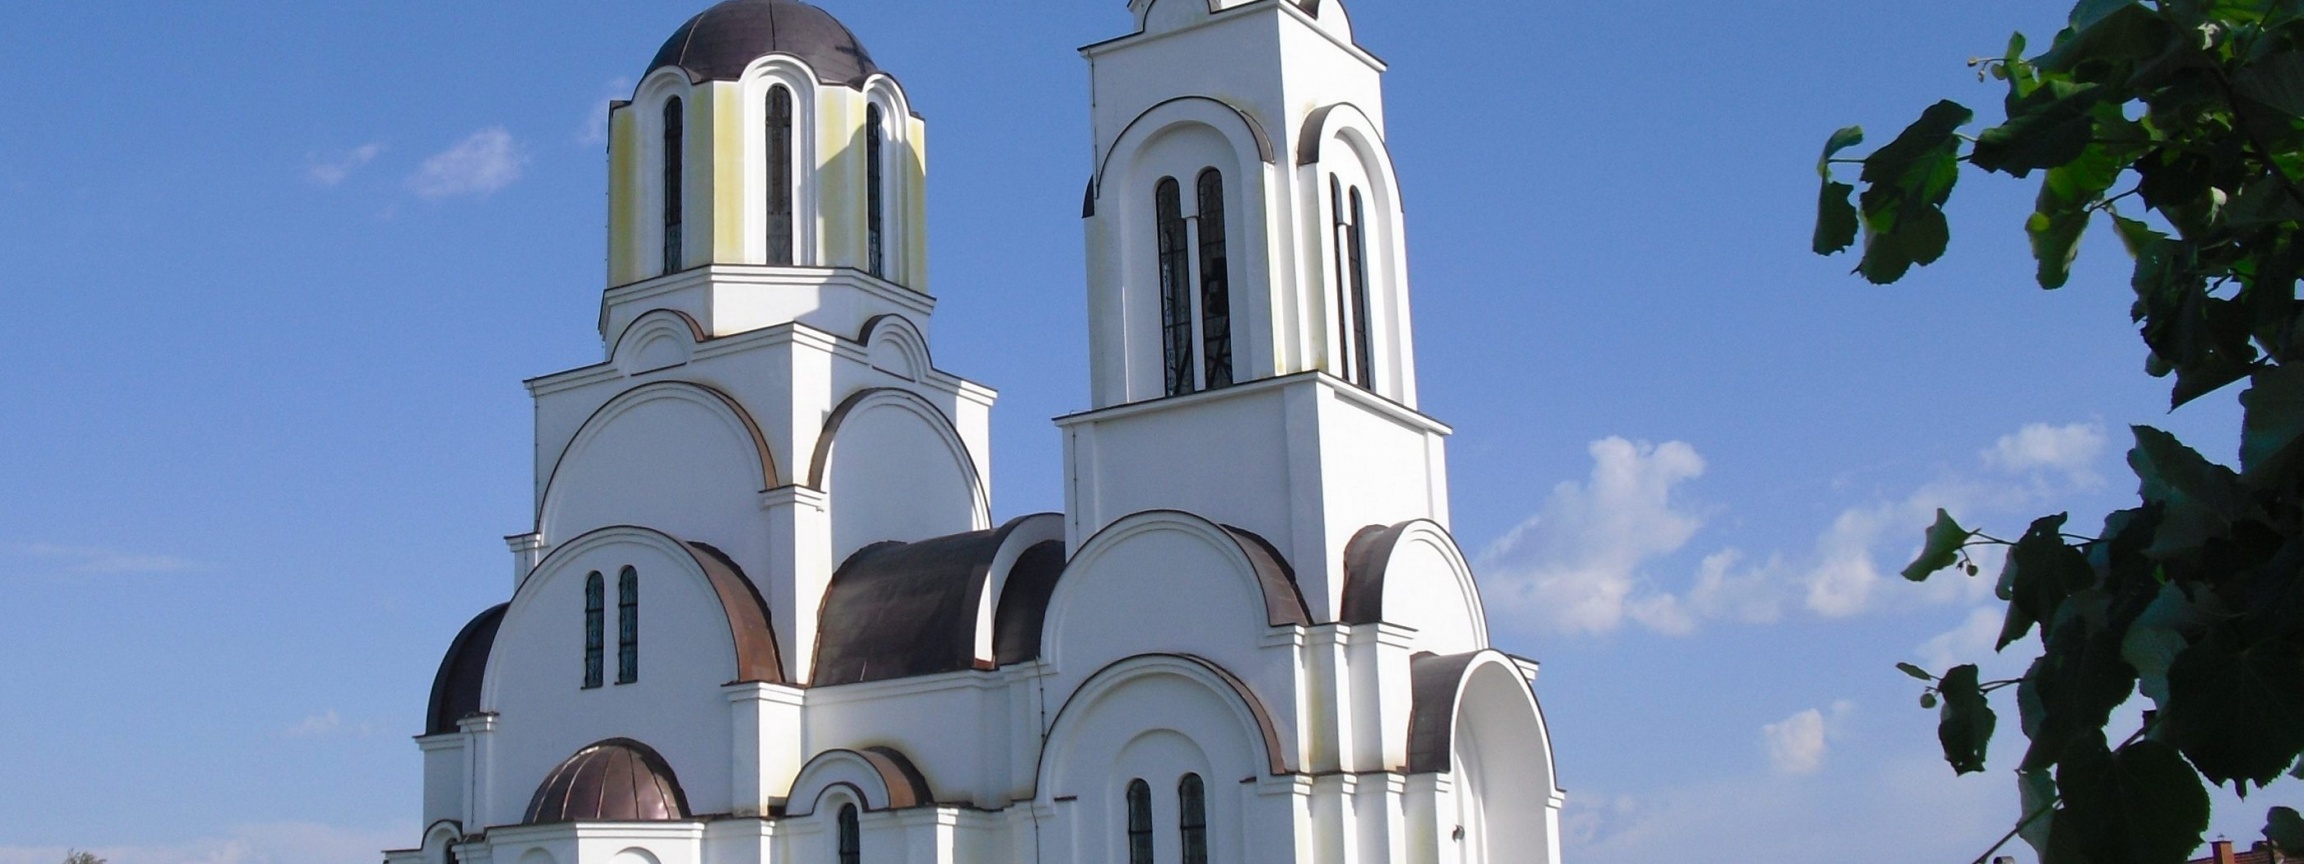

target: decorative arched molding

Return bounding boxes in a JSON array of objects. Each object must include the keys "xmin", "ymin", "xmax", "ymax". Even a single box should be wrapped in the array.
[
  {"xmin": 627, "ymin": 68, "xmax": 699, "ymax": 278},
  {"xmin": 1056, "ymin": 511, "xmax": 1310, "ymax": 642},
  {"xmin": 809, "ymin": 514, "xmax": 1059, "ymax": 685},
  {"xmin": 1405, "ymin": 650, "xmax": 1557, "ymax": 788},
  {"xmin": 505, "ymin": 525, "xmax": 787, "ymax": 687},
  {"xmin": 1038, "ymin": 653, "xmax": 1291, "ymax": 788},
  {"xmin": 1091, "ymin": 96, "xmax": 1275, "ymax": 209},
  {"xmin": 610, "ymin": 309, "xmax": 708, "ymax": 376},
  {"xmin": 421, "ymin": 820, "xmax": 462, "ymax": 864},
  {"xmin": 739, "ymin": 55, "xmax": 824, "ymax": 267},
  {"xmin": 860, "ymin": 74, "xmax": 919, "ymax": 285},
  {"xmin": 540, "ymin": 381, "xmax": 781, "ymax": 527},
  {"xmin": 786, "ymin": 746, "xmax": 936, "ymax": 815},
  {"xmin": 1340, "ymin": 519, "xmax": 1489, "ymax": 648},
  {"xmin": 806, "ymin": 388, "xmax": 988, "ymax": 521},
  {"xmin": 1299, "ymin": 100, "xmax": 1415, "ymax": 403},
  {"xmin": 857, "ymin": 314, "xmax": 931, "ymax": 382}
]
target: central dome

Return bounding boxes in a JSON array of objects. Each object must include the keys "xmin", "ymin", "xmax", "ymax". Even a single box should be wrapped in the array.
[{"xmin": 648, "ymin": 0, "xmax": 881, "ymax": 86}]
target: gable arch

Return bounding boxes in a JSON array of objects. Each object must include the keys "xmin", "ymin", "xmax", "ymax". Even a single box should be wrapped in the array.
[
  {"xmin": 808, "ymin": 387, "xmax": 990, "ymax": 562},
  {"xmin": 1040, "ymin": 511, "xmax": 1307, "ymax": 683},
  {"xmin": 610, "ymin": 309, "xmax": 708, "ymax": 376},
  {"xmin": 1341, "ymin": 519, "xmax": 1488, "ymax": 654},
  {"xmin": 1407, "ymin": 650, "xmax": 1564, "ymax": 861},
  {"xmin": 786, "ymin": 746, "xmax": 936, "ymax": 816},
  {"xmin": 538, "ymin": 380, "xmax": 780, "ymax": 539},
  {"xmin": 500, "ymin": 525, "xmax": 785, "ymax": 688},
  {"xmin": 857, "ymin": 314, "xmax": 931, "ymax": 382}
]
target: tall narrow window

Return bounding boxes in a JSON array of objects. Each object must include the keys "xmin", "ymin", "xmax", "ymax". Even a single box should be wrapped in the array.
[
  {"xmin": 1126, "ymin": 779, "xmax": 1154, "ymax": 864},
  {"xmin": 1330, "ymin": 176, "xmax": 1357, "ymax": 385},
  {"xmin": 1154, "ymin": 178, "xmax": 1195, "ymax": 397},
  {"xmin": 1195, "ymin": 170, "xmax": 1233, "ymax": 390},
  {"xmin": 1179, "ymin": 774, "xmax": 1209, "ymax": 864},
  {"xmin": 662, "ymin": 98, "xmax": 685, "ymax": 276},
  {"xmin": 1346, "ymin": 187, "xmax": 1375, "ymax": 387},
  {"xmin": 616, "ymin": 566, "xmax": 639, "ymax": 684},
  {"xmin": 583, "ymin": 572, "xmax": 604, "ymax": 689},
  {"xmin": 766, "ymin": 85, "xmax": 795, "ymax": 266},
  {"xmin": 837, "ymin": 803, "xmax": 860, "ymax": 864},
  {"xmin": 865, "ymin": 104, "xmax": 886, "ymax": 278}
]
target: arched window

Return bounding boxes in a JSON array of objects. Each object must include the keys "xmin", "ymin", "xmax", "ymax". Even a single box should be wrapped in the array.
[
  {"xmin": 582, "ymin": 571, "xmax": 604, "ymax": 689},
  {"xmin": 1126, "ymin": 779, "xmax": 1154, "ymax": 864},
  {"xmin": 766, "ymin": 85, "xmax": 795, "ymax": 266},
  {"xmin": 1346, "ymin": 187, "xmax": 1375, "ymax": 387},
  {"xmin": 1179, "ymin": 773, "xmax": 1209, "ymax": 864},
  {"xmin": 1195, "ymin": 170, "xmax": 1233, "ymax": 390},
  {"xmin": 837, "ymin": 803, "xmax": 861, "ymax": 864},
  {"xmin": 662, "ymin": 97, "xmax": 685, "ymax": 276},
  {"xmin": 616, "ymin": 566, "xmax": 639, "ymax": 684},
  {"xmin": 1154, "ymin": 178, "xmax": 1195, "ymax": 397},
  {"xmin": 865, "ymin": 103, "xmax": 886, "ymax": 278}
]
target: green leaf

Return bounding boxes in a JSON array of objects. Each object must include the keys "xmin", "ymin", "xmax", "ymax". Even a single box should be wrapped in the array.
[
  {"xmin": 1974, "ymin": 81, "xmax": 2108, "ymax": 177},
  {"xmin": 1939, "ymin": 664, "xmax": 1998, "ymax": 774},
  {"xmin": 1817, "ymin": 125, "xmax": 1864, "ymax": 178},
  {"xmin": 1998, "ymin": 514, "xmax": 2094, "ymax": 649},
  {"xmin": 1903, "ymin": 509, "xmax": 1972, "ymax": 581},
  {"xmin": 2029, "ymin": 208, "xmax": 2091, "ymax": 290},
  {"xmin": 2241, "ymin": 363, "xmax": 2304, "ymax": 480},
  {"xmin": 2069, "ymin": 0, "xmax": 2140, "ymax": 30},
  {"xmin": 1815, "ymin": 181, "xmax": 1860, "ymax": 255},
  {"xmin": 2268, "ymin": 806, "xmax": 2304, "ymax": 855},
  {"xmin": 1854, "ymin": 101, "xmax": 1973, "ymax": 284},
  {"xmin": 2164, "ymin": 627, "xmax": 2304, "ymax": 789},
  {"xmin": 2019, "ymin": 602, "xmax": 2143, "ymax": 772},
  {"xmin": 2045, "ymin": 736, "xmax": 2211, "ymax": 864},
  {"xmin": 2233, "ymin": 51, "xmax": 2304, "ymax": 118},
  {"xmin": 2123, "ymin": 582, "xmax": 2205, "ymax": 709},
  {"xmin": 2129, "ymin": 425, "xmax": 2251, "ymax": 558},
  {"xmin": 1898, "ymin": 661, "xmax": 1936, "ymax": 681},
  {"xmin": 2020, "ymin": 769, "xmax": 2059, "ymax": 859}
]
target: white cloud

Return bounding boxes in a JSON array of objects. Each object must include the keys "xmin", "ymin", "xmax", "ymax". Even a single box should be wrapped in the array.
[
  {"xmin": 1986, "ymin": 421, "xmax": 2109, "ymax": 484},
  {"xmin": 1763, "ymin": 703, "xmax": 1853, "ymax": 776},
  {"xmin": 1482, "ymin": 419, "xmax": 2110, "ymax": 638},
  {"xmin": 285, "ymin": 710, "xmax": 341, "ymax": 738},
  {"xmin": 409, "ymin": 127, "xmax": 526, "ymax": 199},
  {"xmin": 582, "ymin": 78, "xmax": 635, "ymax": 144},
  {"xmin": 1478, "ymin": 437, "xmax": 1708, "ymax": 636},
  {"xmin": 0, "ymin": 822, "xmax": 412, "ymax": 864},
  {"xmin": 306, "ymin": 142, "xmax": 385, "ymax": 186},
  {"xmin": 13, "ymin": 543, "xmax": 196, "ymax": 577}
]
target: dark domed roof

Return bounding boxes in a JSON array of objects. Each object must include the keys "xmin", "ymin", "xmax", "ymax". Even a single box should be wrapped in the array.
[
  {"xmin": 648, "ymin": 0, "xmax": 881, "ymax": 86},
  {"xmin": 524, "ymin": 739, "xmax": 691, "ymax": 825}
]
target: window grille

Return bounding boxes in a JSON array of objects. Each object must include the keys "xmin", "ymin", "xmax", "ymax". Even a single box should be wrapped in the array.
[
  {"xmin": 1179, "ymin": 773, "xmax": 1209, "ymax": 864},
  {"xmin": 766, "ymin": 86, "xmax": 795, "ymax": 266},
  {"xmin": 1346, "ymin": 187, "xmax": 1375, "ymax": 388},
  {"xmin": 865, "ymin": 104, "xmax": 886, "ymax": 278},
  {"xmin": 583, "ymin": 572, "xmax": 604, "ymax": 689},
  {"xmin": 663, "ymin": 98, "xmax": 685, "ymax": 276},
  {"xmin": 616, "ymin": 566, "xmax": 638, "ymax": 684},
  {"xmin": 837, "ymin": 803, "xmax": 861, "ymax": 864},
  {"xmin": 1126, "ymin": 779, "xmax": 1154, "ymax": 864},
  {"xmin": 1195, "ymin": 170, "xmax": 1233, "ymax": 390},
  {"xmin": 1155, "ymin": 178, "xmax": 1194, "ymax": 396}
]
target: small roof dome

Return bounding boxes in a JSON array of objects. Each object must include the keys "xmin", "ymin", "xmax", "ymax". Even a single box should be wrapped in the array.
[
  {"xmin": 523, "ymin": 739, "xmax": 691, "ymax": 825},
  {"xmin": 648, "ymin": 0, "xmax": 881, "ymax": 86}
]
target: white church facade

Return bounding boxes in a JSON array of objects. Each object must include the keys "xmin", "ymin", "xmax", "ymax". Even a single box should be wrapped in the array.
[{"xmin": 388, "ymin": 2, "xmax": 1565, "ymax": 863}]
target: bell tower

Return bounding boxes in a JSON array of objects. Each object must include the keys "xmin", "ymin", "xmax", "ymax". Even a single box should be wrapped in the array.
[{"xmin": 1062, "ymin": 0, "xmax": 1449, "ymax": 621}]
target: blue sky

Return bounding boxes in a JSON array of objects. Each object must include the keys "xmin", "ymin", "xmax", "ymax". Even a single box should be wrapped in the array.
[{"xmin": 0, "ymin": 1, "xmax": 2290, "ymax": 862}]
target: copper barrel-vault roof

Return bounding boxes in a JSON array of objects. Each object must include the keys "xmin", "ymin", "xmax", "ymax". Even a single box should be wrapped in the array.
[
  {"xmin": 426, "ymin": 603, "xmax": 507, "ymax": 736},
  {"xmin": 813, "ymin": 517, "xmax": 1049, "ymax": 685},
  {"xmin": 524, "ymin": 739, "xmax": 692, "ymax": 825},
  {"xmin": 648, "ymin": 0, "xmax": 881, "ymax": 86},
  {"xmin": 686, "ymin": 540, "xmax": 789, "ymax": 685},
  {"xmin": 991, "ymin": 539, "xmax": 1068, "ymax": 665},
  {"xmin": 1407, "ymin": 651, "xmax": 1480, "ymax": 775}
]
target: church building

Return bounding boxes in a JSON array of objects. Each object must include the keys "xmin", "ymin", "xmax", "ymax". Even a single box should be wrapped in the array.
[{"xmin": 389, "ymin": 1, "xmax": 1565, "ymax": 862}]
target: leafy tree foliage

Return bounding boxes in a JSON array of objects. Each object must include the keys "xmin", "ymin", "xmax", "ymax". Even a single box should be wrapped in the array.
[
  {"xmin": 1812, "ymin": 1, "xmax": 2304, "ymax": 861},
  {"xmin": 61, "ymin": 852, "xmax": 104, "ymax": 864}
]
